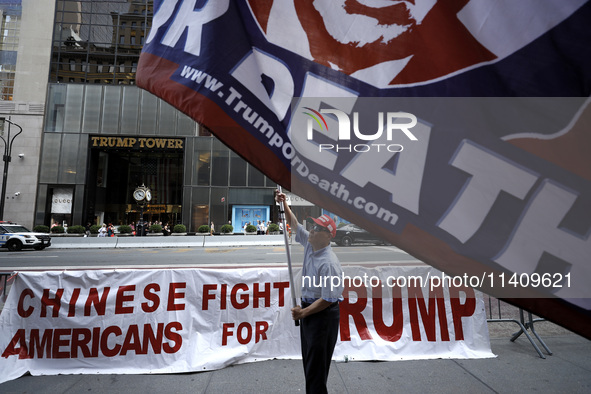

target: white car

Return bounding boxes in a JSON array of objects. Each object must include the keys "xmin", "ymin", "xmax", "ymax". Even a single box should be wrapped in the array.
[{"xmin": 0, "ymin": 222, "xmax": 51, "ymax": 251}]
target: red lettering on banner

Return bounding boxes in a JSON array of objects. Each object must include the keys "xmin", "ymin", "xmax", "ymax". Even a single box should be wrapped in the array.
[
  {"xmin": 68, "ymin": 288, "xmax": 81, "ymax": 317},
  {"xmin": 142, "ymin": 323, "xmax": 164, "ymax": 354},
  {"xmin": 85, "ymin": 287, "xmax": 110, "ymax": 316},
  {"xmin": 449, "ymin": 286, "xmax": 476, "ymax": 340},
  {"xmin": 253, "ymin": 282, "xmax": 271, "ymax": 308},
  {"xmin": 408, "ymin": 285, "xmax": 449, "ymax": 341},
  {"xmin": 29, "ymin": 329, "xmax": 52, "ymax": 359},
  {"xmin": 1, "ymin": 322, "xmax": 184, "ymax": 359},
  {"xmin": 53, "ymin": 328, "xmax": 71, "ymax": 359},
  {"xmin": 255, "ymin": 321, "xmax": 269, "ymax": 342},
  {"xmin": 141, "ymin": 283, "xmax": 161, "ymax": 312},
  {"xmin": 41, "ymin": 289, "xmax": 64, "ymax": 318},
  {"xmin": 339, "ymin": 283, "xmax": 477, "ymax": 343},
  {"xmin": 91, "ymin": 327, "xmax": 100, "ymax": 357},
  {"xmin": 339, "ymin": 284, "xmax": 372, "ymax": 341},
  {"xmin": 221, "ymin": 321, "xmax": 270, "ymax": 346},
  {"xmin": 221, "ymin": 284, "xmax": 227, "ymax": 309},
  {"xmin": 17, "ymin": 289, "xmax": 34, "ymax": 317},
  {"xmin": 372, "ymin": 281, "xmax": 403, "ymax": 342},
  {"xmin": 231, "ymin": 283, "xmax": 249, "ymax": 309},
  {"xmin": 202, "ymin": 284, "xmax": 217, "ymax": 310},
  {"xmin": 71, "ymin": 328, "xmax": 92, "ymax": 358},
  {"xmin": 120, "ymin": 324, "xmax": 142, "ymax": 355},
  {"xmin": 115, "ymin": 285, "xmax": 136, "ymax": 314},
  {"xmin": 237, "ymin": 322, "xmax": 252, "ymax": 344},
  {"xmin": 273, "ymin": 282, "xmax": 288, "ymax": 306},
  {"xmin": 17, "ymin": 283, "xmax": 186, "ymax": 318},
  {"xmin": 202, "ymin": 282, "xmax": 289, "ymax": 310},
  {"xmin": 163, "ymin": 322, "xmax": 183, "ymax": 353},
  {"xmin": 1, "ymin": 329, "xmax": 28, "ymax": 358},
  {"xmin": 222, "ymin": 323, "xmax": 234, "ymax": 346},
  {"xmin": 101, "ymin": 326, "xmax": 122, "ymax": 357},
  {"xmin": 167, "ymin": 282, "xmax": 186, "ymax": 311}
]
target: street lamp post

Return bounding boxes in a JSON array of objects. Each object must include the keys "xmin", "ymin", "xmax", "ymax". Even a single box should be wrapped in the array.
[{"xmin": 0, "ymin": 117, "xmax": 23, "ymax": 221}]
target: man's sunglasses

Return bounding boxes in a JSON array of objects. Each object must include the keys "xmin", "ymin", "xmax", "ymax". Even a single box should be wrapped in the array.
[{"xmin": 311, "ymin": 225, "xmax": 329, "ymax": 233}]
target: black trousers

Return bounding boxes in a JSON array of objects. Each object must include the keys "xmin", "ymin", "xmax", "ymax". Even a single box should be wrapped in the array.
[{"xmin": 300, "ymin": 301, "xmax": 340, "ymax": 394}]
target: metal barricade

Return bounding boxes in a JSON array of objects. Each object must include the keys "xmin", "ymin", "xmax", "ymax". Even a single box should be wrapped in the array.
[
  {"xmin": 0, "ymin": 272, "xmax": 15, "ymax": 315},
  {"xmin": 486, "ymin": 296, "xmax": 552, "ymax": 359}
]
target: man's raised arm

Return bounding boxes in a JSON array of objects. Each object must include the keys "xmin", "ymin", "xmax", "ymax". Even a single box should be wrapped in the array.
[{"xmin": 274, "ymin": 190, "xmax": 298, "ymax": 229}]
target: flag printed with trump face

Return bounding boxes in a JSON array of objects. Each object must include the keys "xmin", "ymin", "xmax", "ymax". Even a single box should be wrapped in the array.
[{"xmin": 137, "ymin": 0, "xmax": 591, "ymax": 338}]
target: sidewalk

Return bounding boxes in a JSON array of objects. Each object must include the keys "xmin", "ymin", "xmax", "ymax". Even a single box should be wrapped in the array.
[
  {"xmin": 0, "ymin": 333, "xmax": 589, "ymax": 393},
  {"xmin": 48, "ymin": 234, "xmax": 288, "ymax": 249}
]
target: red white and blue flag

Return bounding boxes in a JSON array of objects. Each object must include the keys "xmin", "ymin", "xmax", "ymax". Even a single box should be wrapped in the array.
[{"xmin": 137, "ymin": 1, "xmax": 591, "ymax": 338}]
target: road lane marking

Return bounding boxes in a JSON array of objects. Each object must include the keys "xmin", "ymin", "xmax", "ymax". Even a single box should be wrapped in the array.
[
  {"xmin": 205, "ymin": 248, "xmax": 246, "ymax": 253},
  {"xmin": 0, "ymin": 255, "xmax": 59, "ymax": 259}
]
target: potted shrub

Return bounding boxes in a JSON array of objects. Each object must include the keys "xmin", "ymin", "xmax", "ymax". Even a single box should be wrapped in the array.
[
  {"xmin": 68, "ymin": 225, "xmax": 85, "ymax": 233},
  {"xmin": 66, "ymin": 225, "xmax": 86, "ymax": 237},
  {"xmin": 220, "ymin": 224, "xmax": 233, "ymax": 234},
  {"xmin": 198, "ymin": 224, "xmax": 210, "ymax": 234},
  {"xmin": 89, "ymin": 224, "xmax": 100, "ymax": 235},
  {"xmin": 148, "ymin": 223, "xmax": 163, "ymax": 236},
  {"xmin": 172, "ymin": 224, "xmax": 187, "ymax": 235},
  {"xmin": 118, "ymin": 225, "xmax": 133, "ymax": 236},
  {"xmin": 33, "ymin": 225, "xmax": 50, "ymax": 233},
  {"xmin": 267, "ymin": 223, "xmax": 280, "ymax": 234},
  {"xmin": 245, "ymin": 224, "xmax": 257, "ymax": 235},
  {"xmin": 50, "ymin": 225, "xmax": 65, "ymax": 235}
]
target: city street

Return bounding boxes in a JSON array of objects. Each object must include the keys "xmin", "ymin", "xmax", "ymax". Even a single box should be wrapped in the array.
[
  {"xmin": 0, "ymin": 240, "xmax": 573, "ymax": 340},
  {"xmin": 0, "ymin": 239, "xmax": 574, "ymax": 340},
  {"xmin": 0, "ymin": 243, "xmax": 424, "ymax": 272}
]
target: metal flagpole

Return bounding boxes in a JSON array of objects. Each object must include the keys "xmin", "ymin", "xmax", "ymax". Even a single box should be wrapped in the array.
[{"xmin": 277, "ymin": 185, "xmax": 299, "ymax": 326}]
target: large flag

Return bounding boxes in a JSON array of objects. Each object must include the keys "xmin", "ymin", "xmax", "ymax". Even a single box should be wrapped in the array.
[{"xmin": 137, "ymin": 1, "xmax": 591, "ymax": 338}]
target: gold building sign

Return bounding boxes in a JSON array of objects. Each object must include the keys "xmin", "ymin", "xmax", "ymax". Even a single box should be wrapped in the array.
[{"xmin": 91, "ymin": 136, "xmax": 184, "ymax": 150}]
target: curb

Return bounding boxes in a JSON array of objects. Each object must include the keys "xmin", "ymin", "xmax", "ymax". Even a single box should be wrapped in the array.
[{"xmin": 49, "ymin": 234, "xmax": 289, "ymax": 249}]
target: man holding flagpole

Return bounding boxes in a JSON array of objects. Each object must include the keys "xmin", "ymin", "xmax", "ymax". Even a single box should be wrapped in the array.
[{"xmin": 275, "ymin": 190, "xmax": 344, "ymax": 394}]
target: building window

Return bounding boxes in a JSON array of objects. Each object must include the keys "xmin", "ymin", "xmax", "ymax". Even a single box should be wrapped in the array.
[
  {"xmin": 0, "ymin": 3, "xmax": 21, "ymax": 100},
  {"xmin": 49, "ymin": 0, "xmax": 152, "ymax": 85},
  {"xmin": 211, "ymin": 139, "xmax": 229, "ymax": 187},
  {"xmin": 230, "ymin": 152, "xmax": 247, "ymax": 186}
]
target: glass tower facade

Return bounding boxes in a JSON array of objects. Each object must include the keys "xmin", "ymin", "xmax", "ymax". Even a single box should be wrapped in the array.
[{"xmin": 36, "ymin": 0, "xmax": 283, "ymax": 232}]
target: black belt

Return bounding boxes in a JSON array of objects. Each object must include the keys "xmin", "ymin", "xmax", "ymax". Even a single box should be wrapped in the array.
[{"xmin": 302, "ymin": 301, "xmax": 339, "ymax": 308}]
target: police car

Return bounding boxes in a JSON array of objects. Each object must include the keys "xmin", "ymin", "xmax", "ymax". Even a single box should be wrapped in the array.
[{"xmin": 0, "ymin": 221, "xmax": 51, "ymax": 251}]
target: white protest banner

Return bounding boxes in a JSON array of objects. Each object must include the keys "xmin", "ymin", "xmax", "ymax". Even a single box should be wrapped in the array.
[{"xmin": 0, "ymin": 267, "xmax": 492, "ymax": 384}]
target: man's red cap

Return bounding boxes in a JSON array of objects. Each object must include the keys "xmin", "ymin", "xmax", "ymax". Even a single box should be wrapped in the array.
[{"xmin": 308, "ymin": 214, "xmax": 337, "ymax": 238}]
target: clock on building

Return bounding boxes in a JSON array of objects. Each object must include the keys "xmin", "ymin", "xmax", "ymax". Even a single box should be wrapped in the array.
[{"xmin": 133, "ymin": 185, "xmax": 151, "ymax": 203}]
